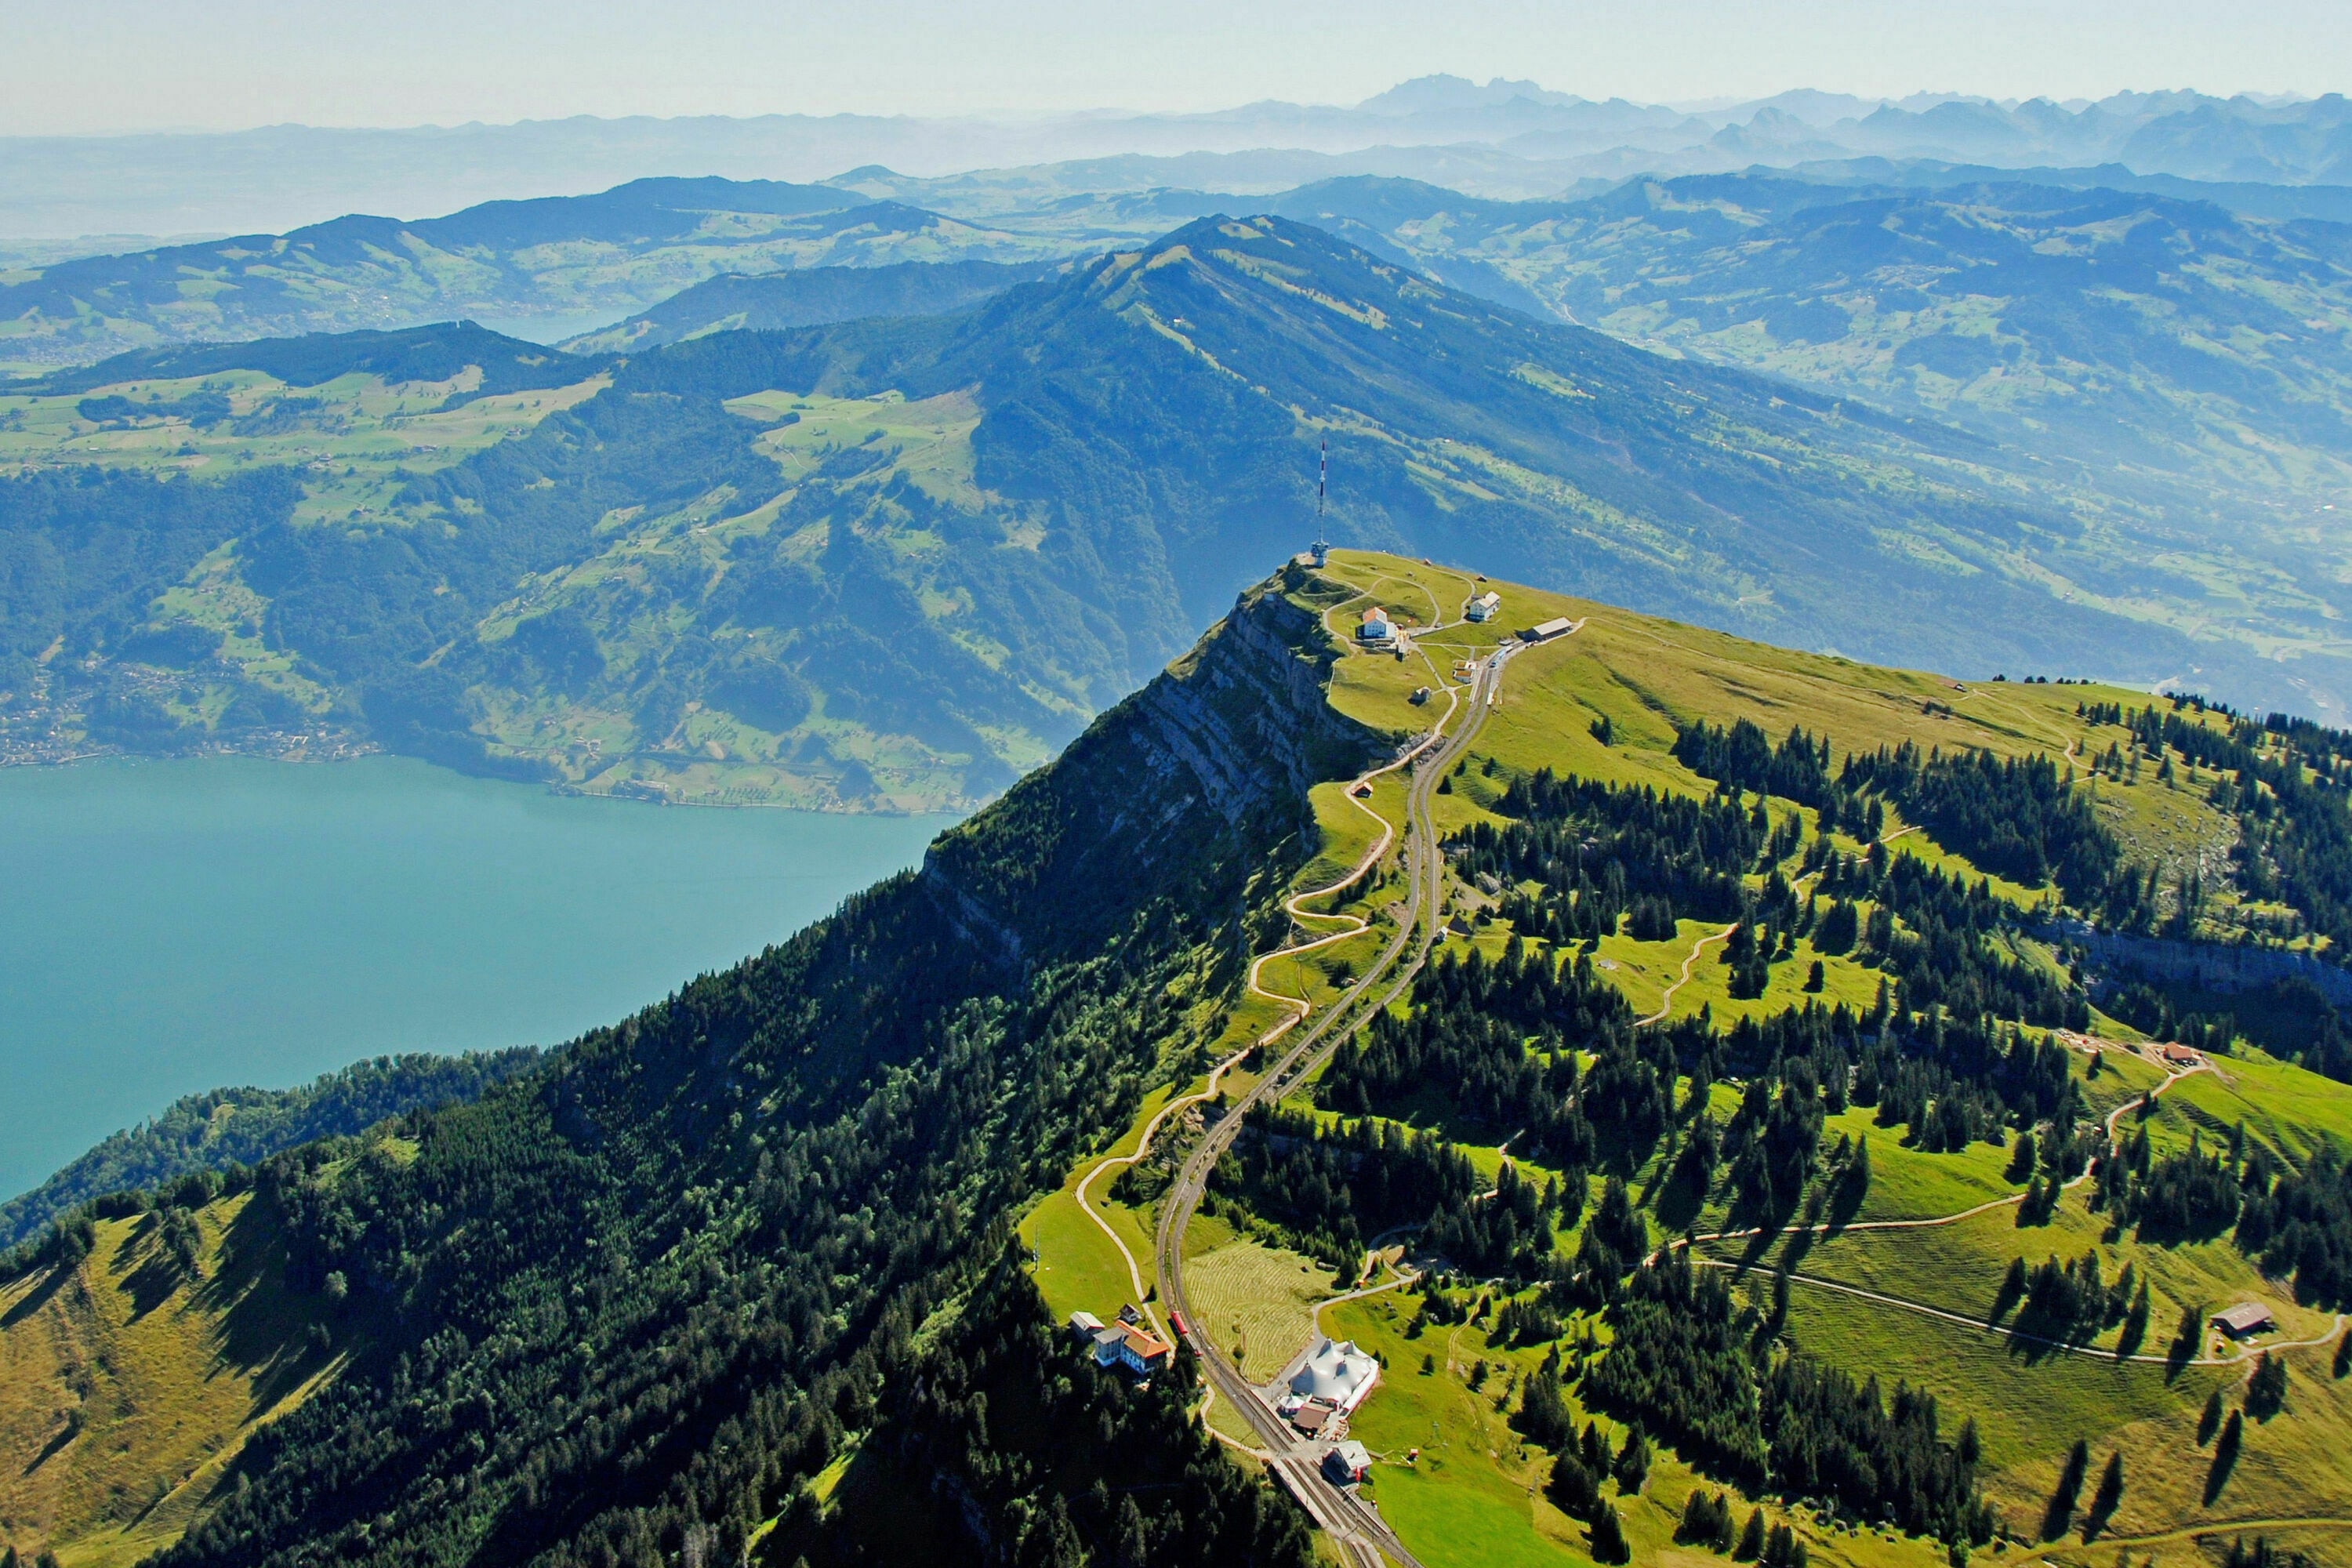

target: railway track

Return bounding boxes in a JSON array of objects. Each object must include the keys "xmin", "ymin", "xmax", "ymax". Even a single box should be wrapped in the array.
[{"xmin": 1152, "ymin": 635, "xmax": 1522, "ymax": 1566}]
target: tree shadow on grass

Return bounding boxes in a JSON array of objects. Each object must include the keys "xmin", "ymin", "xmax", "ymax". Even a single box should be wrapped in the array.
[
  {"xmin": 1823, "ymin": 1172, "xmax": 1865, "ymax": 1235},
  {"xmin": 0, "ymin": 1258, "xmax": 74, "ymax": 1329},
  {"xmin": 2203, "ymin": 1427, "xmax": 2241, "ymax": 1508},
  {"xmin": 2165, "ymin": 1323, "xmax": 2201, "ymax": 1384},
  {"xmin": 1650, "ymin": 1166, "xmax": 1710, "ymax": 1236},
  {"xmin": 114, "ymin": 1212, "xmax": 193, "ymax": 1322},
  {"xmin": 191, "ymin": 1200, "xmax": 338, "ymax": 1426},
  {"xmin": 20, "ymin": 1415, "xmax": 78, "ymax": 1476},
  {"xmin": 2005, "ymin": 1303, "xmax": 2093, "ymax": 1367}
]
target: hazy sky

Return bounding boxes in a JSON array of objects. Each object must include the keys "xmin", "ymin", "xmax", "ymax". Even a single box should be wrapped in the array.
[{"xmin": 4, "ymin": 0, "xmax": 2339, "ymax": 136}]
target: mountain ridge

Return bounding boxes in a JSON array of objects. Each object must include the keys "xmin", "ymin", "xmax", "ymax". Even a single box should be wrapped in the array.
[
  {"xmin": 8, "ymin": 212, "xmax": 2349, "ymax": 812},
  {"xmin": 9, "ymin": 82, "xmax": 2352, "ymax": 241},
  {"xmin": 0, "ymin": 180, "xmax": 1069, "ymax": 368},
  {"xmin": 562, "ymin": 257, "xmax": 1063, "ymax": 354},
  {"xmin": 9, "ymin": 553, "xmax": 2352, "ymax": 1567}
]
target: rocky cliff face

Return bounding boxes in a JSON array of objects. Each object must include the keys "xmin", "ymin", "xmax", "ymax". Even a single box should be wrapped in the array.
[{"xmin": 920, "ymin": 570, "xmax": 1381, "ymax": 968}]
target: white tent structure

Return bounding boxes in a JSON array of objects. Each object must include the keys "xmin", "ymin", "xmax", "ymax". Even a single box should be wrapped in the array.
[{"xmin": 1289, "ymin": 1338, "xmax": 1380, "ymax": 1414}]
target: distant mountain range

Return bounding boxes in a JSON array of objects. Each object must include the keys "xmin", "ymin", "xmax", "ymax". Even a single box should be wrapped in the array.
[
  {"xmin": 564, "ymin": 258, "xmax": 1064, "ymax": 353},
  {"xmin": 5, "ymin": 78, "xmax": 2349, "ymax": 241},
  {"xmin": 1265, "ymin": 174, "xmax": 2352, "ymax": 504},
  {"xmin": 9, "ymin": 218, "xmax": 2345, "ymax": 816},
  {"xmin": 0, "ymin": 178, "xmax": 1074, "ymax": 367}
]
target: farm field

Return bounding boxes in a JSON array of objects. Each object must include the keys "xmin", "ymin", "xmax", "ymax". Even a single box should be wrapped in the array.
[
  {"xmin": 0, "ymin": 367, "xmax": 605, "ymax": 521},
  {"xmin": 1185, "ymin": 1236, "xmax": 1332, "ymax": 1383}
]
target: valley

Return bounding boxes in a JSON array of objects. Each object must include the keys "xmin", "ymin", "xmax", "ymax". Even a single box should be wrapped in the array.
[{"xmin": 13, "ymin": 165, "xmax": 2352, "ymax": 749}]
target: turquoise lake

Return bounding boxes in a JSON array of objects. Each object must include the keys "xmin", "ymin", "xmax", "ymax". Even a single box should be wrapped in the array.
[{"xmin": 0, "ymin": 756, "xmax": 953, "ymax": 1200}]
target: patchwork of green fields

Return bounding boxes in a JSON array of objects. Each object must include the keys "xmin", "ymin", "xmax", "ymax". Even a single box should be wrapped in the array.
[
  {"xmin": 1, "ymin": 365, "xmax": 1087, "ymax": 808},
  {"xmin": 0, "ymin": 366, "xmax": 605, "ymax": 514}
]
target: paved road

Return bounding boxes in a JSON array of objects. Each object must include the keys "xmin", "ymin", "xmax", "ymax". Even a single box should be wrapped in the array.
[{"xmin": 1154, "ymin": 639, "xmax": 1519, "ymax": 1567}]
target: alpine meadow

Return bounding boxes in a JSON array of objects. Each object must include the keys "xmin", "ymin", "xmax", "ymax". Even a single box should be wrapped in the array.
[{"xmin": 9, "ymin": 47, "xmax": 2352, "ymax": 1568}]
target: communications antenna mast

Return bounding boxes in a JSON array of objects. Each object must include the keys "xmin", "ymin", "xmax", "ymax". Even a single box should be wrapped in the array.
[{"xmin": 1309, "ymin": 440, "xmax": 1330, "ymax": 568}]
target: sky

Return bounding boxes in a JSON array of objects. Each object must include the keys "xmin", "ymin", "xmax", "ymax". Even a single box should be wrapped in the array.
[{"xmin": 2, "ymin": 0, "xmax": 2341, "ymax": 136}]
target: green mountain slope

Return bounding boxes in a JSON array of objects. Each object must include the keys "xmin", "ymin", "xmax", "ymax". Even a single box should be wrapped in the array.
[
  {"xmin": 1273, "ymin": 172, "xmax": 2352, "ymax": 489},
  {"xmin": 2, "ymin": 571, "xmax": 1365, "ymax": 1568},
  {"xmin": 7, "ymin": 214, "xmax": 2348, "ymax": 810},
  {"xmin": 1269, "ymin": 175, "xmax": 2352, "ymax": 685},
  {"xmin": 12, "ymin": 555, "xmax": 2352, "ymax": 1568},
  {"xmin": 2, "ymin": 1184, "xmax": 345, "ymax": 1568}
]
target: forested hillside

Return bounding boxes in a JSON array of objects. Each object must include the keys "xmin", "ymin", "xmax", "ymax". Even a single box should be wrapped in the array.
[
  {"xmin": 0, "ymin": 1049, "xmax": 542, "ymax": 1250},
  {"xmin": 12, "ymin": 556, "xmax": 2352, "ymax": 1568},
  {"xmin": 1033, "ymin": 556, "xmax": 2352, "ymax": 1568},
  {"xmin": 0, "ymin": 575, "xmax": 1370, "ymax": 1568}
]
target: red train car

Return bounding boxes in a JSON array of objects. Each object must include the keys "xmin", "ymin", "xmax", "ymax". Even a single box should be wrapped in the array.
[{"xmin": 1167, "ymin": 1311, "xmax": 1189, "ymax": 1341}]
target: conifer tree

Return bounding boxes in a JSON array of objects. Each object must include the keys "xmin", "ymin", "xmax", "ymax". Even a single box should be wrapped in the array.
[
  {"xmin": 1590, "ymin": 1503, "xmax": 1632, "ymax": 1565},
  {"xmin": 1548, "ymin": 1452, "xmax": 1602, "ymax": 1521},
  {"xmin": 1613, "ymin": 1427, "xmax": 1652, "ymax": 1494},
  {"xmin": 1736, "ymin": 1508, "xmax": 1766, "ymax": 1561},
  {"xmin": 1581, "ymin": 1421, "xmax": 1610, "ymax": 1476}
]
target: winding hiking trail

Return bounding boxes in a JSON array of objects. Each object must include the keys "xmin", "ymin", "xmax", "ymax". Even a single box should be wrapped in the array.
[
  {"xmin": 1674, "ymin": 1047, "xmax": 2351, "ymax": 1370},
  {"xmin": 1631, "ymin": 818, "xmax": 1922, "ymax": 1031},
  {"xmin": 1234, "ymin": 583, "xmax": 1479, "ymax": 1046},
  {"xmin": 1072, "ymin": 1045, "xmax": 1255, "ymax": 1323},
  {"xmin": 1671, "ymin": 1044, "xmax": 2209, "ymax": 1257},
  {"xmin": 2086, "ymin": 1515, "xmax": 2352, "ymax": 1551},
  {"xmin": 1144, "ymin": 586, "xmax": 1538, "ymax": 1568},
  {"xmin": 1312, "ymin": 1265, "xmax": 1420, "ymax": 1337},
  {"xmin": 1687, "ymin": 1258, "xmax": 2346, "ymax": 1370},
  {"xmin": 1635, "ymin": 924, "xmax": 1738, "ymax": 1027}
]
